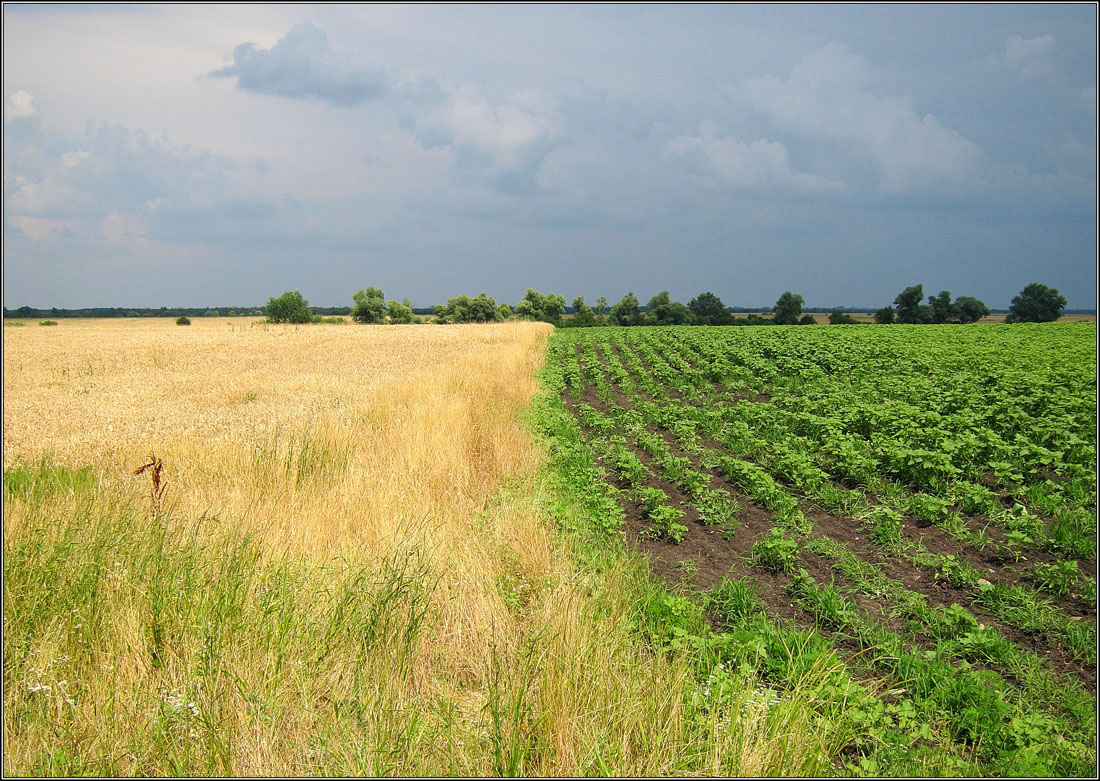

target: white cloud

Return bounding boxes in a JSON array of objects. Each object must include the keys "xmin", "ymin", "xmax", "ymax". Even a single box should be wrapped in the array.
[
  {"xmin": 403, "ymin": 81, "xmax": 562, "ymax": 173},
  {"xmin": 667, "ymin": 121, "xmax": 843, "ymax": 194},
  {"xmin": 4, "ymin": 90, "xmax": 40, "ymax": 122},
  {"xmin": 209, "ymin": 21, "xmax": 391, "ymax": 106},
  {"xmin": 101, "ymin": 211, "xmax": 148, "ymax": 243},
  {"xmin": 738, "ymin": 42, "xmax": 982, "ymax": 192},
  {"xmin": 985, "ymin": 34, "xmax": 1056, "ymax": 77}
]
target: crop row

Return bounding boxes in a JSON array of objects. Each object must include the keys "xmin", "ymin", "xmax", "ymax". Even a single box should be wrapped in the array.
[{"xmin": 547, "ymin": 323, "xmax": 1096, "ymax": 776}]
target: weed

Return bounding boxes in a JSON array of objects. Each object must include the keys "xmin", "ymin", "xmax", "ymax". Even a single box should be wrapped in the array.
[
  {"xmin": 749, "ymin": 528, "xmax": 799, "ymax": 575},
  {"xmin": 675, "ymin": 558, "xmax": 698, "ymax": 584},
  {"xmin": 709, "ymin": 577, "xmax": 763, "ymax": 627}
]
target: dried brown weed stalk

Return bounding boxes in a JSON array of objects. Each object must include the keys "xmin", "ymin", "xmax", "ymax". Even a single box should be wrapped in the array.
[{"xmin": 133, "ymin": 454, "xmax": 167, "ymax": 518}]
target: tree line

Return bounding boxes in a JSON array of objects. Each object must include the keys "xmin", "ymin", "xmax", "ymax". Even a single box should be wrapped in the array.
[
  {"xmin": 262, "ymin": 281, "xmax": 1068, "ymax": 327},
  {"xmin": 4, "ymin": 282, "xmax": 1071, "ymax": 325}
]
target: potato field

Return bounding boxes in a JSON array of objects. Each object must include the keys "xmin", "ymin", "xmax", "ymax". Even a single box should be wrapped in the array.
[{"xmin": 542, "ymin": 322, "xmax": 1096, "ymax": 776}]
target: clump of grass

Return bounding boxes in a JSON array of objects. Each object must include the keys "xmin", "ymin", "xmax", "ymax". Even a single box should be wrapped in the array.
[
  {"xmin": 38, "ymin": 320, "xmax": 59, "ymax": 326},
  {"xmin": 4, "ymin": 456, "xmax": 97, "ymax": 500}
]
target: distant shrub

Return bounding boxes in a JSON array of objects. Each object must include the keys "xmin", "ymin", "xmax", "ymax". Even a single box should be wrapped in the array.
[
  {"xmin": 38, "ymin": 320, "xmax": 58, "ymax": 326},
  {"xmin": 5, "ymin": 321, "xmax": 25, "ymax": 327},
  {"xmin": 265, "ymin": 290, "xmax": 312, "ymax": 324},
  {"xmin": 434, "ymin": 293, "xmax": 504, "ymax": 323},
  {"xmin": 176, "ymin": 316, "xmax": 191, "ymax": 326}
]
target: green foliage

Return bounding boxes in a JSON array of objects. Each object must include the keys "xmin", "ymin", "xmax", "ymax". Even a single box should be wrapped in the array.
[
  {"xmin": 1006, "ymin": 282, "xmax": 1067, "ymax": 323},
  {"xmin": 175, "ymin": 316, "xmax": 191, "ymax": 326},
  {"xmin": 541, "ymin": 324, "xmax": 1098, "ymax": 778},
  {"xmin": 434, "ymin": 293, "xmax": 504, "ymax": 323},
  {"xmin": 894, "ymin": 284, "xmax": 933, "ymax": 324},
  {"xmin": 798, "ymin": 314, "xmax": 817, "ymax": 325},
  {"xmin": 929, "ymin": 290, "xmax": 957, "ymax": 324},
  {"xmin": 773, "ymin": 291, "xmax": 804, "ymax": 325},
  {"xmin": 749, "ymin": 528, "xmax": 799, "ymax": 575},
  {"xmin": 646, "ymin": 291, "xmax": 695, "ymax": 325},
  {"xmin": 1030, "ymin": 560, "xmax": 1078, "ymax": 597},
  {"xmin": 351, "ymin": 286, "xmax": 387, "ymax": 324},
  {"xmin": 38, "ymin": 320, "xmax": 58, "ymax": 326},
  {"xmin": 687, "ymin": 291, "xmax": 731, "ymax": 325},
  {"xmin": 867, "ymin": 506, "xmax": 904, "ymax": 547},
  {"xmin": 265, "ymin": 290, "xmax": 312, "ymax": 324},
  {"xmin": 570, "ymin": 296, "xmax": 596, "ymax": 327},
  {"xmin": 609, "ymin": 292, "xmax": 645, "ymax": 326},
  {"xmin": 514, "ymin": 289, "xmax": 566, "ymax": 326},
  {"xmin": 874, "ymin": 306, "xmax": 896, "ymax": 324},
  {"xmin": 954, "ymin": 296, "xmax": 990, "ymax": 323},
  {"xmin": 387, "ymin": 298, "xmax": 414, "ymax": 324},
  {"xmin": 709, "ymin": 576, "xmax": 763, "ymax": 626},
  {"xmin": 828, "ymin": 309, "xmax": 858, "ymax": 325},
  {"xmin": 5, "ymin": 458, "xmax": 98, "ymax": 500}
]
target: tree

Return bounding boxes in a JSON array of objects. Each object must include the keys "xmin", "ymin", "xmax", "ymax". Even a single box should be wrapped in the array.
[
  {"xmin": 387, "ymin": 298, "xmax": 414, "ymax": 324},
  {"xmin": 434, "ymin": 293, "xmax": 503, "ymax": 323},
  {"xmin": 873, "ymin": 306, "xmax": 895, "ymax": 324},
  {"xmin": 894, "ymin": 284, "xmax": 932, "ymax": 324},
  {"xmin": 929, "ymin": 290, "xmax": 958, "ymax": 324},
  {"xmin": 1005, "ymin": 283, "xmax": 1066, "ymax": 323},
  {"xmin": 954, "ymin": 296, "xmax": 990, "ymax": 324},
  {"xmin": 175, "ymin": 316, "xmax": 191, "ymax": 326},
  {"xmin": 571, "ymin": 296, "xmax": 596, "ymax": 327},
  {"xmin": 798, "ymin": 314, "xmax": 817, "ymax": 325},
  {"xmin": 666, "ymin": 301, "xmax": 695, "ymax": 325},
  {"xmin": 515, "ymin": 289, "xmax": 566, "ymax": 326},
  {"xmin": 644, "ymin": 291, "xmax": 695, "ymax": 325},
  {"xmin": 688, "ymin": 291, "xmax": 729, "ymax": 325},
  {"xmin": 773, "ymin": 291, "xmax": 804, "ymax": 325},
  {"xmin": 829, "ymin": 309, "xmax": 858, "ymax": 324},
  {"xmin": 595, "ymin": 296, "xmax": 609, "ymax": 323},
  {"xmin": 351, "ymin": 286, "xmax": 387, "ymax": 323},
  {"xmin": 266, "ymin": 290, "xmax": 312, "ymax": 324},
  {"xmin": 498, "ymin": 303, "xmax": 513, "ymax": 320},
  {"xmin": 609, "ymin": 292, "xmax": 645, "ymax": 326}
]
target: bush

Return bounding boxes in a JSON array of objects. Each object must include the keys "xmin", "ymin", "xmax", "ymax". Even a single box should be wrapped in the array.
[
  {"xmin": 351, "ymin": 287, "xmax": 387, "ymax": 324},
  {"xmin": 773, "ymin": 291, "xmax": 804, "ymax": 325},
  {"xmin": 387, "ymin": 299, "xmax": 414, "ymax": 324},
  {"xmin": 514, "ymin": 289, "xmax": 566, "ymax": 325},
  {"xmin": 434, "ymin": 293, "xmax": 503, "ymax": 323},
  {"xmin": 874, "ymin": 306, "xmax": 896, "ymax": 324},
  {"xmin": 175, "ymin": 316, "xmax": 191, "ymax": 326},
  {"xmin": 38, "ymin": 320, "xmax": 58, "ymax": 326},
  {"xmin": 265, "ymin": 291, "xmax": 312, "ymax": 324},
  {"xmin": 1005, "ymin": 283, "xmax": 1066, "ymax": 323}
]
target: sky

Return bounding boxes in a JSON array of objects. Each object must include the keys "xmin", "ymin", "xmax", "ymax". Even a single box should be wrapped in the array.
[{"xmin": 3, "ymin": 3, "xmax": 1097, "ymax": 310}]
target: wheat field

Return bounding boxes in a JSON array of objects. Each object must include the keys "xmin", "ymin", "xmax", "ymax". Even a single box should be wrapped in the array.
[{"xmin": 3, "ymin": 318, "xmax": 822, "ymax": 776}]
